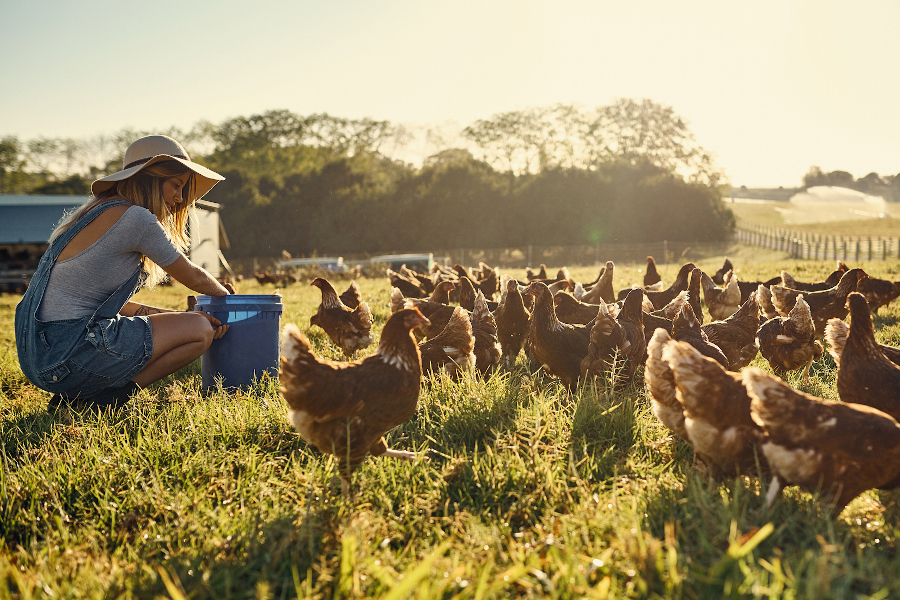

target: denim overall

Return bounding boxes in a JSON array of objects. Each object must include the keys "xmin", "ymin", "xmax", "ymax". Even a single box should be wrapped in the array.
[{"xmin": 15, "ymin": 200, "xmax": 154, "ymax": 398}]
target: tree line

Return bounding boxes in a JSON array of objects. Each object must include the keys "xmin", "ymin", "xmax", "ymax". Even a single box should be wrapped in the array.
[
  {"xmin": 1, "ymin": 100, "xmax": 738, "ymax": 258},
  {"xmin": 802, "ymin": 166, "xmax": 900, "ymax": 202}
]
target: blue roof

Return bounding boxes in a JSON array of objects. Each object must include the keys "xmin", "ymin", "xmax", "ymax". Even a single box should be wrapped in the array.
[{"xmin": 0, "ymin": 195, "xmax": 87, "ymax": 244}]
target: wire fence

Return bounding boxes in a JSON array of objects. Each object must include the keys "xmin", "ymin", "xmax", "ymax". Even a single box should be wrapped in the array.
[{"xmin": 735, "ymin": 220, "xmax": 900, "ymax": 262}]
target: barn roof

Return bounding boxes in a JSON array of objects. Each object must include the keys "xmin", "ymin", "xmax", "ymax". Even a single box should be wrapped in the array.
[
  {"xmin": 0, "ymin": 195, "xmax": 87, "ymax": 244},
  {"xmin": 0, "ymin": 194, "xmax": 222, "ymax": 245}
]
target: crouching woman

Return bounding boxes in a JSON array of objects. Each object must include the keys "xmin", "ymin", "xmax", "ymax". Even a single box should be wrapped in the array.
[{"xmin": 15, "ymin": 135, "xmax": 232, "ymax": 409}]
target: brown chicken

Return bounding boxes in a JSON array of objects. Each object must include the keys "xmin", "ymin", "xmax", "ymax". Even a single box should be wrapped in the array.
[
  {"xmin": 580, "ymin": 289, "xmax": 645, "ymax": 386},
  {"xmin": 645, "ymin": 328, "xmax": 688, "ymax": 441},
  {"xmin": 471, "ymin": 290, "xmax": 502, "ymax": 377},
  {"xmin": 474, "ymin": 263, "xmax": 500, "ymax": 300},
  {"xmin": 671, "ymin": 304, "xmax": 728, "ymax": 368},
  {"xmin": 458, "ymin": 276, "xmax": 478, "ymax": 312},
  {"xmin": 856, "ymin": 275, "xmax": 900, "ymax": 313},
  {"xmin": 830, "ymin": 293, "xmax": 900, "ymax": 421},
  {"xmin": 387, "ymin": 268, "xmax": 428, "ymax": 298},
  {"xmin": 756, "ymin": 294, "xmax": 822, "ymax": 383},
  {"xmin": 687, "ymin": 268, "xmax": 704, "ymax": 325},
  {"xmin": 339, "ymin": 281, "xmax": 362, "ymax": 309},
  {"xmin": 390, "ymin": 287, "xmax": 458, "ymax": 340},
  {"xmin": 769, "ymin": 268, "xmax": 866, "ymax": 336},
  {"xmin": 419, "ymin": 306, "xmax": 476, "ymax": 380},
  {"xmin": 826, "ymin": 318, "xmax": 900, "ymax": 368},
  {"xmin": 494, "ymin": 275, "xmax": 532, "ymax": 369},
  {"xmin": 523, "ymin": 280, "xmax": 592, "ymax": 391},
  {"xmin": 526, "ymin": 264, "xmax": 548, "ymax": 281},
  {"xmin": 756, "ymin": 284, "xmax": 778, "ymax": 321},
  {"xmin": 744, "ymin": 367, "xmax": 900, "ymax": 514},
  {"xmin": 280, "ymin": 308, "xmax": 429, "ymax": 495},
  {"xmin": 583, "ymin": 261, "xmax": 616, "ymax": 304},
  {"xmin": 401, "ymin": 265, "xmax": 435, "ymax": 294},
  {"xmin": 428, "ymin": 280, "xmax": 455, "ymax": 305},
  {"xmin": 779, "ymin": 267, "xmax": 844, "ymax": 293},
  {"xmin": 700, "ymin": 270, "xmax": 741, "ymax": 321},
  {"xmin": 733, "ymin": 273, "xmax": 783, "ymax": 306},
  {"xmin": 554, "ymin": 292, "xmax": 606, "ymax": 326},
  {"xmin": 310, "ymin": 277, "xmax": 374, "ymax": 357},
  {"xmin": 711, "ymin": 257, "xmax": 734, "ymax": 286},
  {"xmin": 701, "ymin": 295, "xmax": 760, "ymax": 371},
  {"xmin": 664, "ymin": 338, "xmax": 766, "ymax": 477},
  {"xmin": 644, "ymin": 256, "xmax": 662, "ymax": 287},
  {"xmin": 642, "ymin": 262, "xmax": 696, "ymax": 310}
]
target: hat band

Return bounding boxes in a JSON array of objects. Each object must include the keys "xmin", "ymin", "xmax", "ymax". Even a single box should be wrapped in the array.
[{"xmin": 124, "ymin": 155, "xmax": 188, "ymax": 169}]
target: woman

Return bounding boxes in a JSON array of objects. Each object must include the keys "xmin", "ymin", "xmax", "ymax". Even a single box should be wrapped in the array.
[{"xmin": 15, "ymin": 135, "xmax": 232, "ymax": 409}]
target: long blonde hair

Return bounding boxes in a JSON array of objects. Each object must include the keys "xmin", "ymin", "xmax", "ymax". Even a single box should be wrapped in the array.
[{"xmin": 50, "ymin": 160, "xmax": 197, "ymax": 288}]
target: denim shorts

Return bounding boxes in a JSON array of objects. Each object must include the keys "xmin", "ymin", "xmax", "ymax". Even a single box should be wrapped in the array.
[{"xmin": 31, "ymin": 314, "xmax": 153, "ymax": 397}]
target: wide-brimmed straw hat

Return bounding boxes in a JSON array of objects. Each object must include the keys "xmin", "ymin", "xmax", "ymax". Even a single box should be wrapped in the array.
[{"xmin": 91, "ymin": 135, "xmax": 224, "ymax": 199}]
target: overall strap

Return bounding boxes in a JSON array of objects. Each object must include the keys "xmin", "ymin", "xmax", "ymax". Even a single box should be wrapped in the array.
[{"xmin": 45, "ymin": 199, "xmax": 133, "ymax": 262}]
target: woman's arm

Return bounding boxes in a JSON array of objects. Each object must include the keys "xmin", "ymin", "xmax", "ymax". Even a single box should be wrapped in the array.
[
  {"xmin": 163, "ymin": 254, "xmax": 230, "ymax": 296},
  {"xmin": 120, "ymin": 302, "xmax": 177, "ymax": 317}
]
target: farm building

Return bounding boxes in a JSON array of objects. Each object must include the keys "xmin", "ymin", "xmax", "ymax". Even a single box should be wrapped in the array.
[{"xmin": 0, "ymin": 195, "xmax": 231, "ymax": 292}]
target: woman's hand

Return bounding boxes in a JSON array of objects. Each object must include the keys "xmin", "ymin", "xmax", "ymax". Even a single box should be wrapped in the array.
[{"xmin": 197, "ymin": 311, "xmax": 230, "ymax": 339}]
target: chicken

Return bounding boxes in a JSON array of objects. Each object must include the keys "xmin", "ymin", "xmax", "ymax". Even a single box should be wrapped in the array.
[
  {"xmin": 642, "ymin": 311, "xmax": 674, "ymax": 343},
  {"xmin": 470, "ymin": 290, "xmax": 502, "ymax": 377},
  {"xmin": 494, "ymin": 275, "xmax": 532, "ymax": 369},
  {"xmin": 700, "ymin": 270, "xmax": 741, "ymax": 321},
  {"xmin": 458, "ymin": 276, "xmax": 478, "ymax": 312},
  {"xmin": 523, "ymin": 280, "xmax": 592, "ymax": 391},
  {"xmin": 526, "ymin": 264, "xmax": 548, "ymax": 281},
  {"xmin": 580, "ymin": 288, "xmax": 645, "ymax": 386},
  {"xmin": 663, "ymin": 338, "xmax": 766, "ymax": 477},
  {"xmin": 856, "ymin": 275, "xmax": 900, "ymax": 313},
  {"xmin": 780, "ymin": 269, "xmax": 842, "ymax": 293},
  {"xmin": 428, "ymin": 280, "xmax": 455, "ymax": 305},
  {"xmin": 310, "ymin": 277, "xmax": 374, "ymax": 357},
  {"xmin": 390, "ymin": 287, "xmax": 457, "ymax": 340},
  {"xmin": 642, "ymin": 262, "xmax": 696, "ymax": 310},
  {"xmin": 756, "ymin": 294, "xmax": 822, "ymax": 383},
  {"xmin": 732, "ymin": 273, "xmax": 783, "ymax": 306},
  {"xmin": 280, "ymin": 308, "xmax": 429, "ymax": 495},
  {"xmin": 554, "ymin": 292, "xmax": 606, "ymax": 326},
  {"xmin": 648, "ymin": 291, "xmax": 688, "ymax": 321},
  {"xmin": 419, "ymin": 306, "xmax": 476, "ymax": 380},
  {"xmin": 701, "ymin": 295, "xmax": 760, "ymax": 371},
  {"xmin": 645, "ymin": 328, "xmax": 688, "ymax": 441},
  {"xmin": 826, "ymin": 318, "xmax": 900, "ymax": 368},
  {"xmin": 474, "ymin": 263, "xmax": 500, "ymax": 300},
  {"xmin": 671, "ymin": 304, "xmax": 728, "ymax": 368},
  {"xmin": 644, "ymin": 256, "xmax": 662, "ymax": 287},
  {"xmin": 339, "ymin": 281, "xmax": 362, "ymax": 309},
  {"xmin": 582, "ymin": 261, "xmax": 616, "ymax": 304},
  {"xmin": 744, "ymin": 367, "xmax": 900, "ymax": 514},
  {"xmin": 401, "ymin": 265, "xmax": 435, "ymax": 295},
  {"xmin": 687, "ymin": 268, "xmax": 704, "ymax": 325},
  {"xmin": 769, "ymin": 268, "xmax": 866, "ymax": 336},
  {"xmin": 711, "ymin": 257, "xmax": 734, "ymax": 286},
  {"xmin": 830, "ymin": 293, "xmax": 900, "ymax": 421},
  {"xmin": 387, "ymin": 268, "xmax": 427, "ymax": 298},
  {"xmin": 756, "ymin": 284, "xmax": 778, "ymax": 320}
]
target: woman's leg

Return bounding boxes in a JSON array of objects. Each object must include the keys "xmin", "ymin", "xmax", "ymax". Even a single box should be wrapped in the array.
[{"xmin": 132, "ymin": 312, "xmax": 217, "ymax": 387}]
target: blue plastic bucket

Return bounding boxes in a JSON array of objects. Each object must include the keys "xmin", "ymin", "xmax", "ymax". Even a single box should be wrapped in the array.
[{"xmin": 194, "ymin": 294, "xmax": 283, "ymax": 389}]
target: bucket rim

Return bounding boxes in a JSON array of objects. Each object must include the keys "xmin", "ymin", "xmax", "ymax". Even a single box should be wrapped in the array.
[{"xmin": 196, "ymin": 294, "xmax": 283, "ymax": 303}]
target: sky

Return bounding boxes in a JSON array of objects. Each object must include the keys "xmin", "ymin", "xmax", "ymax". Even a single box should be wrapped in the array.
[{"xmin": 1, "ymin": 0, "xmax": 898, "ymax": 188}]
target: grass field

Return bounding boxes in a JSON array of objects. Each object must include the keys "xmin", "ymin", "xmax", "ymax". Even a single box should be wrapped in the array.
[{"xmin": 3, "ymin": 252, "xmax": 900, "ymax": 599}]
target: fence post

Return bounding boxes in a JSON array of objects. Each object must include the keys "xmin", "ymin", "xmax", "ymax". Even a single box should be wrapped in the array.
[
  {"xmin": 663, "ymin": 240, "xmax": 668, "ymax": 264},
  {"xmin": 868, "ymin": 237, "xmax": 872, "ymax": 261},
  {"xmin": 885, "ymin": 238, "xmax": 889, "ymax": 261}
]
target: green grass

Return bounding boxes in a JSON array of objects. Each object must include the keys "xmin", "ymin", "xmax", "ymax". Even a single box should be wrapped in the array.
[{"xmin": 3, "ymin": 254, "xmax": 900, "ymax": 599}]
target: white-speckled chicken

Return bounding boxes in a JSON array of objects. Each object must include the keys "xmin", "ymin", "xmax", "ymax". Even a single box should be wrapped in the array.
[
  {"xmin": 744, "ymin": 367, "xmax": 900, "ymax": 514},
  {"xmin": 310, "ymin": 277, "xmax": 374, "ymax": 357}
]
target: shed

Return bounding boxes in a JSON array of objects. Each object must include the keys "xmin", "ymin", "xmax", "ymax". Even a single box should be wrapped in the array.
[{"xmin": 0, "ymin": 194, "xmax": 231, "ymax": 290}]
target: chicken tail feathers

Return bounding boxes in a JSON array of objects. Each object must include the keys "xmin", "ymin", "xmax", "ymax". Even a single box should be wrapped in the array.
[{"xmin": 825, "ymin": 318, "xmax": 848, "ymax": 367}]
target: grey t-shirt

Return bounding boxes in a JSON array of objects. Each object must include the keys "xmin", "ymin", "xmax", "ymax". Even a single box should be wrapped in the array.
[{"xmin": 39, "ymin": 205, "xmax": 181, "ymax": 320}]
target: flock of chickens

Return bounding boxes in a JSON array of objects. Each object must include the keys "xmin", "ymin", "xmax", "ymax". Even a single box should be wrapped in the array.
[{"xmin": 278, "ymin": 256, "xmax": 900, "ymax": 514}]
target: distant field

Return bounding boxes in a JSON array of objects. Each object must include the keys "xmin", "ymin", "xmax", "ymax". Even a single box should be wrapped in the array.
[{"xmin": 725, "ymin": 198, "xmax": 900, "ymax": 236}]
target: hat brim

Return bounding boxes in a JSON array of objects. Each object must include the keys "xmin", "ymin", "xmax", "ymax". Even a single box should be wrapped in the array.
[{"xmin": 90, "ymin": 154, "xmax": 225, "ymax": 199}]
